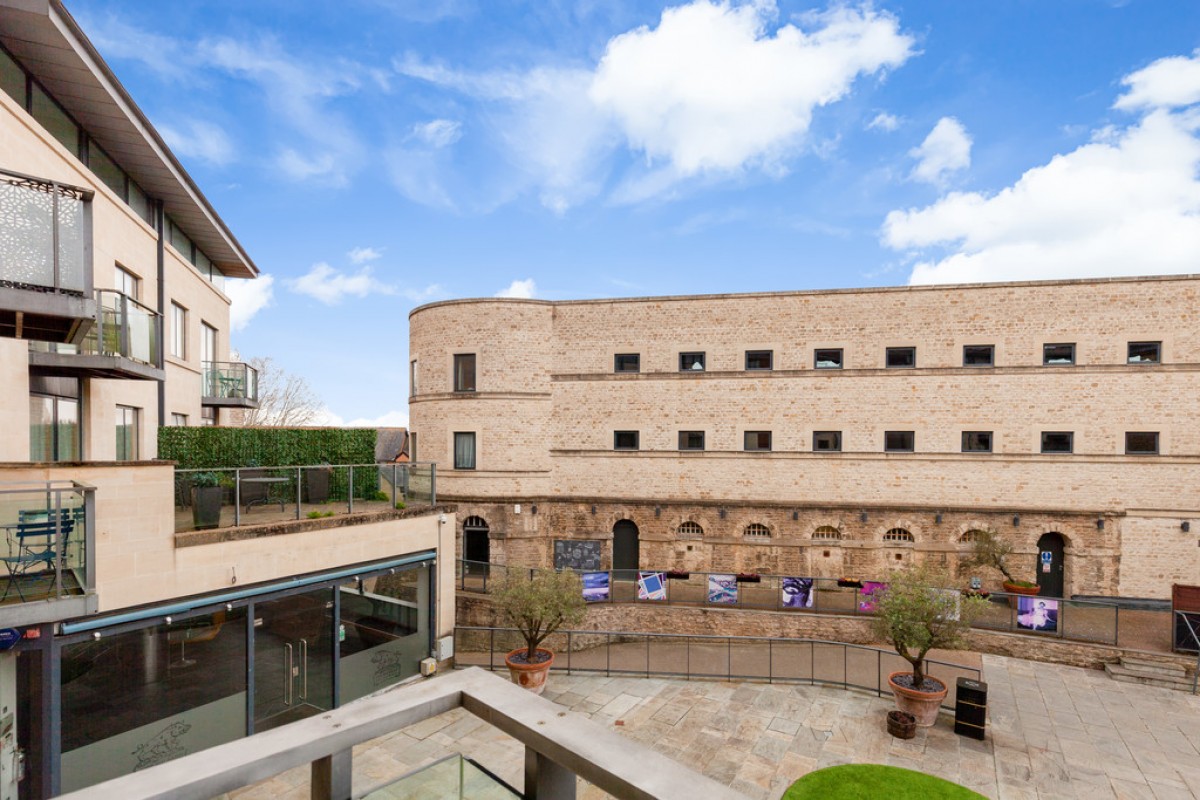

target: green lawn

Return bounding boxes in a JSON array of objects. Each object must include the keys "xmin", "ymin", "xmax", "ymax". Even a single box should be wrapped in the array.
[{"xmin": 782, "ymin": 764, "xmax": 986, "ymax": 800}]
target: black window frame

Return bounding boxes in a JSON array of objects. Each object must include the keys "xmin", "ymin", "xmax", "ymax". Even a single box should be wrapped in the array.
[
  {"xmin": 614, "ymin": 353, "xmax": 640, "ymax": 373},
  {"xmin": 613, "ymin": 430, "xmax": 640, "ymax": 451},
  {"xmin": 885, "ymin": 347, "xmax": 916, "ymax": 369},
  {"xmin": 453, "ymin": 431, "xmax": 476, "ymax": 470},
  {"xmin": 813, "ymin": 349, "xmax": 843, "ymax": 370},
  {"xmin": 743, "ymin": 431, "xmax": 772, "ymax": 451},
  {"xmin": 679, "ymin": 352, "xmax": 706, "ymax": 372},
  {"xmin": 1127, "ymin": 341, "xmax": 1161, "ymax": 365},
  {"xmin": 962, "ymin": 345, "xmax": 995, "ymax": 367},
  {"xmin": 961, "ymin": 431, "xmax": 993, "ymax": 453},
  {"xmin": 1124, "ymin": 431, "xmax": 1159, "ymax": 455},
  {"xmin": 812, "ymin": 431, "xmax": 842, "ymax": 452},
  {"xmin": 744, "ymin": 350, "xmax": 773, "ymax": 371},
  {"xmin": 678, "ymin": 430, "xmax": 705, "ymax": 451},
  {"xmin": 1043, "ymin": 343, "xmax": 1076, "ymax": 366},
  {"xmin": 884, "ymin": 430, "xmax": 915, "ymax": 452},
  {"xmin": 453, "ymin": 353, "xmax": 476, "ymax": 392},
  {"xmin": 1040, "ymin": 431, "xmax": 1073, "ymax": 454}
]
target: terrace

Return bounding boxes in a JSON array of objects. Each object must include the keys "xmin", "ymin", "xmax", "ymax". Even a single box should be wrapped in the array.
[
  {"xmin": 202, "ymin": 360, "xmax": 260, "ymax": 408},
  {"xmin": 29, "ymin": 289, "xmax": 163, "ymax": 380}
]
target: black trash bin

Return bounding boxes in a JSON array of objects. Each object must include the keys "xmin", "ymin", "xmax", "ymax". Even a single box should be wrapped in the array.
[{"xmin": 954, "ymin": 677, "xmax": 987, "ymax": 740}]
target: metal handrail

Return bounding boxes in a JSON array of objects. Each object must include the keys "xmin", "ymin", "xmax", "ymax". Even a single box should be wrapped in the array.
[
  {"xmin": 455, "ymin": 625, "xmax": 981, "ymax": 708},
  {"xmin": 457, "ymin": 559, "xmax": 1153, "ymax": 650},
  {"xmin": 1175, "ymin": 610, "xmax": 1200, "ymax": 694}
]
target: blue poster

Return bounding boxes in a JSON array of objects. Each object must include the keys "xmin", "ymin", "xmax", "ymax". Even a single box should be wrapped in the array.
[
  {"xmin": 582, "ymin": 571, "xmax": 610, "ymax": 602},
  {"xmin": 637, "ymin": 571, "xmax": 666, "ymax": 601},
  {"xmin": 781, "ymin": 577, "xmax": 814, "ymax": 608}
]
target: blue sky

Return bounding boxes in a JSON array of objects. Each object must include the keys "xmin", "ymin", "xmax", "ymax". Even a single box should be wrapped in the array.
[{"xmin": 71, "ymin": 0, "xmax": 1200, "ymax": 426}]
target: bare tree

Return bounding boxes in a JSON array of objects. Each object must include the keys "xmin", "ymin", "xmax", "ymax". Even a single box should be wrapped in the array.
[{"xmin": 235, "ymin": 356, "xmax": 323, "ymax": 427}]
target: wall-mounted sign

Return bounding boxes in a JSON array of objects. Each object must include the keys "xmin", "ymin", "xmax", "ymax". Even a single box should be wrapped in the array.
[{"xmin": 0, "ymin": 629, "xmax": 21, "ymax": 651}]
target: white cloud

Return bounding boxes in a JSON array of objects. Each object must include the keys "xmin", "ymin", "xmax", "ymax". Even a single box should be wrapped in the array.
[
  {"xmin": 159, "ymin": 120, "xmax": 235, "ymax": 166},
  {"xmin": 398, "ymin": 1, "xmax": 914, "ymax": 209},
  {"xmin": 867, "ymin": 111, "xmax": 900, "ymax": 131},
  {"xmin": 1114, "ymin": 49, "xmax": 1200, "ymax": 111},
  {"xmin": 591, "ymin": 2, "xmax": 914, "ymax": 177},
  {"xmin": 226, "ymin": 275, "xmax": 275, "ymax": 331},
  {"xmin": 883, "ymin": 106, "xmax": 1200, "ymax": 284},
  {"xmin": 411, "ymin": 119, "xmax": 463, "ymax": 148},
  {"xmin": 404, "ymin": 284, "xmax": 446, "ymax": 303},
  {"xmin": 495, "ymin": 278, "xmax": 537, "ymax": 299},
  {"xmin": 347, "ymin": 247, "xmax": 382, "ymax": 264},
  {"xmin": 315, "ymin": 407, "xmax": 410, "ymax": 428},
  {"xmin": 287, "ymin": 263, "xmax": 396, "ymax": 304},
  {"xmin": 908, "ymin": 117, "xmax": 971, "ymax": 185}
]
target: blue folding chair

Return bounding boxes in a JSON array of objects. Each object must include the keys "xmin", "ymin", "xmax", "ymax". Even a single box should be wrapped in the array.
[{"xmin": 0, "ymin": 509, "xmax": 74, "ymax": 602}]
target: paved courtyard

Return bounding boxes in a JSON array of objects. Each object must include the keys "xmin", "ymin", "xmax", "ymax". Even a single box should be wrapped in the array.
[{"xmin": 229, "ymin": 654, "xmax": 1200, "ymax": 800}]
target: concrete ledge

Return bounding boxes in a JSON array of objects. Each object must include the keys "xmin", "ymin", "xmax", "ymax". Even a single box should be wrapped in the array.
[
  {"xmin": 174, "ymin": 504, "xmax": 456, "ymax": 548},
  {"xmin": 58, "ymin": 668, "xmax": 747, "ymax": 800}
]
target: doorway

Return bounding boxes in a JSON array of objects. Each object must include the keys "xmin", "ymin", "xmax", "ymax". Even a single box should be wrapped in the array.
[
  {"xmin": 463, "ymin": 517, "xmax": 490, "ymax": 568},
  {"xmin": 253, "ymin": 589, "xmax": 334, "ymax": 733},
  {"xmin": 1036, "ymin": 533, "xmax": 1066, "ymax": 598},
  {"xmin": 612, "ymin": 520, "xmax": 639, "ymax": 573}
]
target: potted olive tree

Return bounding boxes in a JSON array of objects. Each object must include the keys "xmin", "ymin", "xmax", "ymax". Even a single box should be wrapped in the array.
[
  {"xmin": 962, "ymin": 529, "xmax": 1039, "ymax": 598},
  {"xmin": 872, "ymin": 565, "xmax": 988, "ymax": 726},
  {"xmin": 493, "ymin": 568, "xmax": 586, "ymax": 694},
  {"xmin": 191, "ymin": 472, "xmax": 223, "ymax": 530}
]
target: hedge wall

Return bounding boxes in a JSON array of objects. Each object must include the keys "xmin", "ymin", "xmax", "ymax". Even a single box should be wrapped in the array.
[{"xmin": 159, "ymin": 427, "xmax": 378, "ymax": 470}]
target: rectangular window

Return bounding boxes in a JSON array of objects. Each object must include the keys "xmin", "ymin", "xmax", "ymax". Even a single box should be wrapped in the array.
[
  {"xmin": 678, "ymin": 431, "xmax": 705, "ymax": 450},
  {"xmin": 89, "ymin": 144, "xmax": 127, "ymax": 201},
  {"xmin": 614, "ymin": 353, "xmax": 640, "ymax": 373},
  {"xmin": 613, "ymin": 431, "xmax": 639, "ymax": 450},
  {"xmin": 1043, "ymin": 343, "xmax": 1075, "ymax": 366},
  {"xmin": 201, "ymin": 322, "xmax": 216, "ymax": 364},
  {"xmin": 115, "ymin": 265, "xmax": 139, "ymax": 301},
  {"xmin": 169, "ymin": 218, "xmax": 194, "ymax": 262},
  {"xmin": 29, "ymin": 393, "xmax": 80, "ymax": 462},
  {"xmin": 1041, "ymin": 431, "xmax": 1073, "ymax": 453},
  {"xmin": 115, "ymin": 406, "xmax": 139, "ymax": 461},
  {"xmin": 963, "ymin": 345, "xmax": 994, "ymax": 367},
  {"xmin": 170, "ymin": 303, "xmax": 187, "ymax": 359},
  {"xmin": 743, "ymin": 431, "xmax": 772, "ymax": 451},
  {"xmin": 814, "ymin": 349, "xmax": 843, "ymax": 369},
  {"xmin": 409, "ymin": 360, "xmax": 417, "ymax": 397},
  {"xmin": 128, "ymin": 180, "xmax": 152, "ymax": 225},
  {"xmin": 962, "ymin": 431, "xmax": 993, "ymax": 453},
  {"xmin": 453, "ymin": 353, "xmax": 476, "ymax": 392},
  {"xmin": 200, "ymin": 406, "xmax": 216, "ymax": 427},
  {"xmin": 171, "ymin": 413, "xmax": 188, "ymax": 427},
  {"xmin": 1125, "ymin": 431, "xmax": 1159, "ymax": 455},
  {"xmin": 0, "ymin": 47, "xmax": 25, "ymax": 106},
  {"xmin": 745, "ymin": 351, "xmax": 773, "ymax": 370},
  {"xmin": 453, "ymin": 432, "xmax": 476, "ymax": 470},
  {"xmin": 679, "ymin": 352, "xmax": 706, "ymax": 372},
  {"xmin": 31, "ymin": 83, "xmax": 80, "ymax": 157},
  {"xmin": 886, "ymin": 347, "xmax": 916, "ymax": 368},
  {"xmin": 813, "ymin": 431, "xmax": 842, "ymax": 452},
  {"xmin": 884, "ymin": 431, "xmax": 914, "ymax": 452},
  {"xmin": 1127, "ymin": 341, "xmax": 1161, "ymax": 364}
]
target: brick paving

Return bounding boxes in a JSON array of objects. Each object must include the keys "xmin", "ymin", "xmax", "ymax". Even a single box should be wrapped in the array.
[{"xmin": 228, "ymin": 654, "xmax": 1200, "ymax": 800}]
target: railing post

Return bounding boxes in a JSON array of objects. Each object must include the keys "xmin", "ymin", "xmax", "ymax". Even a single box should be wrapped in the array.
[
  {"xmin": 296, "ymin": 467, "xmax": 302, "ymax": 520},
  {"xmin": 348, "ymin": 466, "xmax": 354, "ymax": 514},
  {"xmin": 234, "ymin": 468, "xmax": 241, "ymax": 527},
  {"xmin": 83, "ymin": 485, "xmax": 96, "ymax": 593},
  {"xmin": 53, "ymin": 489, "xmax": 63, "ymax": 598},
  {"xmin": 429, "ymin": 463, "xmax": 436, "ymax": 506},
  {"xmin": 118, "ymin": 293, "xmax": 130, "ymax": 358},
  {"xmin": 391, "ymin": 464, "xmax": 398, "ymax": 509},
  {"xmin": 311, "ymin": 749, "xmax": 352, "ymax": 800}
]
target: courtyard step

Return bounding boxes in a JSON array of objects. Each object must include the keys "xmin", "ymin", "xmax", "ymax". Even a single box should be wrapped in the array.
[{"xmin": 1105, "ymin": 657, "xmax": 1197, "ymax": 692}]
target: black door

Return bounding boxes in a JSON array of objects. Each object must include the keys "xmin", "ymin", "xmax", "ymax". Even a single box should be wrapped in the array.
[
  {"xmin": 1036, "ymin": 533, "xmax": 1065, "ymax": 598},
  {"xmin": 612, "ymin": 520, "xmax": 639, "ymax": 573},
  {"xmin": 464, "ymin": 528, "xmax": 489, "ymax": 565}
]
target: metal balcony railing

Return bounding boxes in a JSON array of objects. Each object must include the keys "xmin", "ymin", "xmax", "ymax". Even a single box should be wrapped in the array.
[
  {"xmin": 0, "ymin": 481, "xmax": 95, "ymax": 610},
  {"xmin": 0, "ymin": 168, "xmax": 92, "ymax": 294},
  {"xmin": 83, "ymin": 290, "xmax": 159, "ymax": 364},
  {"xmin": 201, "ymin": 360, "xmax": 259, "ymax": 403}
]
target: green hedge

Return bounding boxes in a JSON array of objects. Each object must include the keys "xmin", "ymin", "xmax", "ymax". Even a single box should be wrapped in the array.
[{"xmin": 159, "ymin": 427, "xmax": 377, "ymax": 469}]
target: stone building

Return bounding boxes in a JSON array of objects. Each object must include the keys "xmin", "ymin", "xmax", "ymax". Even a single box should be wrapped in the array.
[{"xmin": 407, "ymin": 276, "xmax": 1200, "ymax": 600}]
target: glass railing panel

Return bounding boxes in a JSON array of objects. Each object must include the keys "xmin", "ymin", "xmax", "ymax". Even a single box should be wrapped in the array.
[
  {"xmin": 0, "ymin": 483, "xmax": 90, "ymax": 605},
  {"xmin": 361, "ymin": 754, "xmax": 519, "ymax": 800},
  {"xmin": 770, "ymin": 640, "xmax": 813, "ymax": 681},
  {"xmin": 1118, "ymin": 606, "xmax": 1175, "ymax": 652},
  {"xmin": 201, "ymin": 362, "xmax": 258, "ymax": 401},
  {"xmin": 608, "ymin": 633, "xmax": 648, "ymax": 676},
  {"xmin": 686, "ymin": 636, "xmax": 728, "ymax": 680},
  {"xmin": 1059, "ymin": 599, "xmax": 1116, "ymax": 644},
  {"xmin": 647, "ymin": 636, "xmax": 690, "ymax": 678},
  {"xmin": 729, "ymin": 638, "xmax": 770, "ymax": 680}
]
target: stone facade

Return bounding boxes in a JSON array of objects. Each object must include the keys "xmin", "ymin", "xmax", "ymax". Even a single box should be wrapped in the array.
[{"xmin": 409, "ymin": 278, "xmax": 1200, "ymax": 599}]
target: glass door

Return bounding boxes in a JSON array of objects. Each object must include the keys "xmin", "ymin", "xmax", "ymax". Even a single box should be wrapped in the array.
[{"xmin": 253, "ymin": 589, "xmax": 333, "ymax": 733}]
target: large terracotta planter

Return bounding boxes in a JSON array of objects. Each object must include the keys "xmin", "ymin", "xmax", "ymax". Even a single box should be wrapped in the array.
[
  {"xmin": 505, "ymin": 648, "xmax": 554, "ymax": 695},
  {"xmin": 887, "ymin": 671, "xmax": 947, "ymax": 727},
  {"xmin": 1003, "ymin": 581, "xmax": 1040, "ymax": 608}
]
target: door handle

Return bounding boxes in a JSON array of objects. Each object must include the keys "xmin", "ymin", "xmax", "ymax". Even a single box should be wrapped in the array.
[
  {"xmin": 299, "ymin": 638, "xmax": 308, "ymax": 700},
  {"xmin": 284, "ymin": 643, "xmax": 293, "ymax": 706}
]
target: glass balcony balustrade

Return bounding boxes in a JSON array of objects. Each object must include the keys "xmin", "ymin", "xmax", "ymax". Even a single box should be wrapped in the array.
[{"xmin": 202, "ymin": 360, "xmax": 259, "ymax": 404}]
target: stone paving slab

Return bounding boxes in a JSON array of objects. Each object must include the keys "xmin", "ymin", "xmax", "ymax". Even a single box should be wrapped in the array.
[{"xmin": 226, "ymin": 653, "xmax": 1200, "ymax": 800}]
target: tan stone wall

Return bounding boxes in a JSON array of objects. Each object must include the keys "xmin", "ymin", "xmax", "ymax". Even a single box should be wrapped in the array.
[
  {"xmin": 1118, "ymin": 511, "xmax": 1200, "ymax": 598},
  {"xmin": 410, "ymin": 280, "xmax": 1200, "ymax": 600},
  {"xmin": 0, "ymin": 339, "xmax": 31, "ymax": 461}
]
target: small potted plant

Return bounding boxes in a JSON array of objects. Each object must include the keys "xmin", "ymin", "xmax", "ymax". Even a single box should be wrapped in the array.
[
  {"xmin": 191, "ymin": 472, "xmax": 223, "ymax": 530},
  {"xmin": 493, "ymin": 568, "xmax": 586, "ymax": 694},
  {"xmin": 872, "ymin": 565, "xmax": 988, "ymax": 727},
  {"xmin": 962, "ymin": 529, "xmax": 1038, "ymax": 599}
]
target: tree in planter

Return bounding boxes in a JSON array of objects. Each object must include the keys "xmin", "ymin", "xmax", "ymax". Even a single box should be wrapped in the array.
[
  {"xmin": 494, "ymin": 568, "xmax": 586, "ymax": 663},
  {"xmin": 871, "ymin": 565, "xmax": 988, "ymax": 725},
  {"xmin": 961, "ymin": 529, "xmax": 1035, "ymax": 588}
]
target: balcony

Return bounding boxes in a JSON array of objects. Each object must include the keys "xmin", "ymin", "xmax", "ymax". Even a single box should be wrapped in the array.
[
  {"xmin": 201, "ymin": 360, "xmax": 259, "ymax": 407},
  {"xmin": 0, "ymin": 168, "xmax": 95, "ymax": 343},
  {"xmin": 28, "ymin": 290, "xmax": 163, "ymax": 380},
  {"xmin": 0, "ymin": 480, "xmax": 96, "ymax": 627}
]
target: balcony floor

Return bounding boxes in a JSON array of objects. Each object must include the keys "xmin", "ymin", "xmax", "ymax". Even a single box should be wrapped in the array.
[
  {"xmin": 175, "ymin": 499, "xmax": 402, "ymax": 533},
  {"xmin": 0, "ymin": 569, "xmax": 84, "ymax": 607}
]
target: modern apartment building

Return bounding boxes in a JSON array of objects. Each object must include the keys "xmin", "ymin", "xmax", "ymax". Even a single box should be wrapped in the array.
[
  {"xmin": 0, "ymin": 3, "xmax": 453, "ymax": 797},
  {"xmin": 409, "ymin": 276, "xmax": 1200, "ymax": 602}
]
